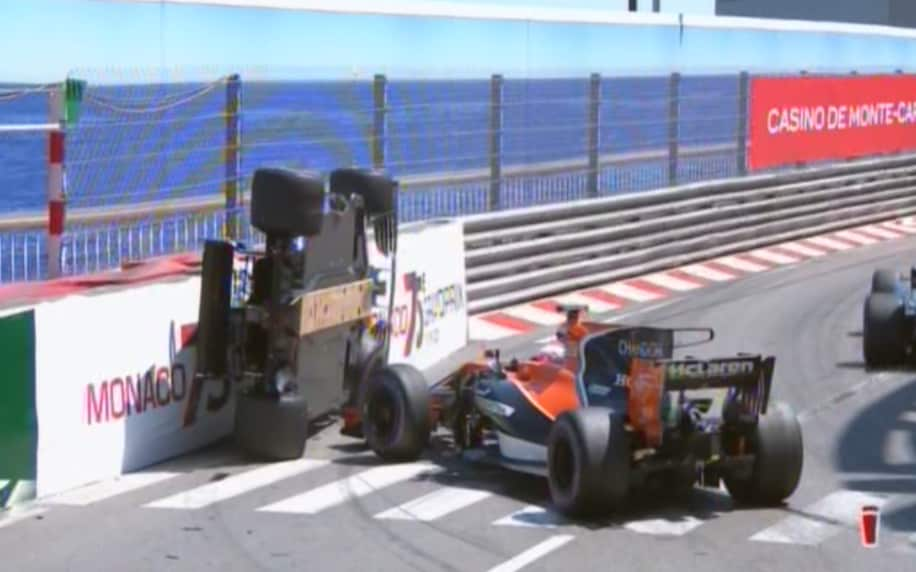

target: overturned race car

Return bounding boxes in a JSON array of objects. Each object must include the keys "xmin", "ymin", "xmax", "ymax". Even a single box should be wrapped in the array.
[
  {"xmin": 195, "ymin": 166, "xmax": 400, "ymax": 460},
  {"xmin": 353, "ymin": 306, "xmax": 805, "ymax": 517}
]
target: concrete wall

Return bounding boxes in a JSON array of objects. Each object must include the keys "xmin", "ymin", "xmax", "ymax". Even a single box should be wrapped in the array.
[
  {"xmin": 1, "ymin": 0, "xmax": 915, "ymax": 83},
  {"xmin": 716, "ymin": 0, "xmax": 895, "ymax": 27},
  {"xmin": 890, "ymin": 0, "xmax": 916, "ymax": 28}
]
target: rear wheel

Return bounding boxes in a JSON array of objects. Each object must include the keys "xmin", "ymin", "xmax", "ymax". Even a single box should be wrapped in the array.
[
  {"xmin": 363, "ymin": 364, "xmax": 431, "ymax": 461},
  {"xmin": 724, "ymin": 401, "xmax": 803, "ymax": 506},
  {"xmin": 863, "ymin": 292, "xmax": 907, "ymax": 367},
  {"xmin": 250, "ymin": 167, "xmax": 325, "ymax": 237},
  {"xmin": 234, "ymin": 386, "xmax": 310, "ymax": 461},
  {"xmin": 871, "ymin": 269, "xmax": 898, "ymax": 294},
  {"xmin": 547, "ymin": 407, "xmax": 630, "ymax": 517}
]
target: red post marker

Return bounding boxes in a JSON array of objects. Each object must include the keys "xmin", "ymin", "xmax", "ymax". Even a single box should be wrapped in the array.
[{"xmin": 859, "ymin": 505, "xmax": 880, "ymax": 548}]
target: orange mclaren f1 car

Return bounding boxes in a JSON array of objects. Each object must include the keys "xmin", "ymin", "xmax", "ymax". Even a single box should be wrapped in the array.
[{"xmin": 347, "ymin": 305, "xmax": 804, "ymax": 517}]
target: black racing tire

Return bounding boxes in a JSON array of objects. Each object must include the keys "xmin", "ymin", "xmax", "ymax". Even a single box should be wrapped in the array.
[
  {"xmin": 329, "ymin": 168, "xmax": 396, "ymax": 216},
  {"xmin": 724, "ymin": 401, "xmax": 803, "ymax": 506},
  {"xmin": 863, "ymin": 292, "xmax": 907, "ymax": 367},
  {"xmin": 342, "ymin": 348, "xmax": 387, "ymax": 439},
  {"xmin": 547, "ymin": 407, "xmax": 630, "ymax": 517},
  {"xmin": 196, "ymin": 240, "xmax": 234, "ymax": 377},
  {"xmin": 363, "ymin": 363, "xmax": 430, "ymax": 461},
  {"xmin": 234, "ymin": 388, "xmax": 310, "ymax": 461},
  {"xmin": 250, "ymin": 167, "xmax": 325, "ymax": 237},
  {"xmin": 871, "ymin": 268, "xmax": 898, "ymax": 294}
]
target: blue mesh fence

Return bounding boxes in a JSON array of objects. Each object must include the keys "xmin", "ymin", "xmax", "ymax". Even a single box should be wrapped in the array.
[{"xmin": 0, "ymin": 70, "xmax": 761, "ymax": 283}]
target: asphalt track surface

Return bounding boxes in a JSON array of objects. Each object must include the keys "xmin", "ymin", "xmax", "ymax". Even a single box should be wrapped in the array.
[{"xmin": 3, "ymin": 234, "xmax": 916, "ymax": 571}]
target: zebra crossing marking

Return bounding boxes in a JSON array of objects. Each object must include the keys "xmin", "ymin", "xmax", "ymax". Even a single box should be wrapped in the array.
[
  {"xmin": 256, "ymin": 461, "xmax": 440, "ymax": 515},
  {"xmin": 750, "ymin": 491, "xmax": 889, "ymax": 546},
  {"xmin": 145, "ymin": 459, "xmax": 329, "ymax": 510},
  {"xmin": 44, "ymin": 472, "xmax": 179, "ymax": 506},
  {"xmin": 374, "ymin": 486, "xmax": 493, "ymax": 521}
]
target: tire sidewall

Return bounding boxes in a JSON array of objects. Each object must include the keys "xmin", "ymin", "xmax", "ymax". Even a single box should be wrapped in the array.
[
  {"xmin": 547, "ymin": 407, "xmax": 629, "ymax": 516},
  {"xmin": 863, "ymin": 292, "xmax": 907, "ymax": 366},
  {"xmin": 363, "ymin": 364, "xmax": 430, "ymax": 460}
]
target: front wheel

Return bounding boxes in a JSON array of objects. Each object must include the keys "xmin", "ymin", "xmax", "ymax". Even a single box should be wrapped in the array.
[
  {"xmin": 363, "ymin": 364, "xmax": 431, "ymax": 461},
  {"xmin": 863, "ymin": 292, "xmax": 907, "ymax": 367},
  {"xmin": 724, "ymin": 401, "xmax": 803, "ymax": 506},
  {"xmin": 871, "ymin": 268, "xmax": 898, "ymax": 294},
  {"xmin": 547, "ymin": 407, "xmax": 630, "ymax": 517}
]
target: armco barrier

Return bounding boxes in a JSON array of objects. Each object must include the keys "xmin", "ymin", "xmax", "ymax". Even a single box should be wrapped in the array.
[
  {"xmin": 461, "ymin": 152, "xmax": 916, "ymax": 314},
  {"xmin": 0, "ymin": 219, "xmax": 467, "ymax": 499}
]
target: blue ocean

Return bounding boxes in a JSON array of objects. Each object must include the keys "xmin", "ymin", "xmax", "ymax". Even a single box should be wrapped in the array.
[{"xmin": 0, "ymin": 75, "xmax": 740, "ymax": 218}]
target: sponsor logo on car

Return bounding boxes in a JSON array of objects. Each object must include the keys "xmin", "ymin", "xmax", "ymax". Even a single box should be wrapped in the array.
[
  {"xmin": 666, "ymin": 360, "xmax": 755, "ymax": 379},
  {"xmin": 616, "ymin": 338, "xmax": 667, "ymax": 359}
]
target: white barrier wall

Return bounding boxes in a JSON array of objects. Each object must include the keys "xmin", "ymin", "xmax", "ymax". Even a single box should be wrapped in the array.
[
  {"xmin": 32, "ymin": 277, "xmax": 235, "ymax": 498},
  {"xmin": 22, "ymin": 219, "xmax": 467, "ymax": 498},
  {"xmin": 379, "ymin": 220, "xmax": 469, "ymax": 371}
]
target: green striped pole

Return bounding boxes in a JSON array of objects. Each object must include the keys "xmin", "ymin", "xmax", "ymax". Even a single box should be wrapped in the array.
[{"xmin": 0, "ymin": 310, "xmax": 38, "ymax": 509}]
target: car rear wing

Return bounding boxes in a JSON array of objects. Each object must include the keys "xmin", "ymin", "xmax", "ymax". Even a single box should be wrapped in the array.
[
  {"xmin": 660, "ymin": 356, "xmax": 772, "ymax": 390},
  {"xmin": 627, "ymin": 354, "xmax": 776, "ymax": 446},
  {"xmin": 653, "ymin": 354, "xmax": 776, "ymax": 416}
]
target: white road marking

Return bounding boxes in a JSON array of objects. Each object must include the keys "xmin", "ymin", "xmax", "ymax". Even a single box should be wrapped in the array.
[
  {"xmin": 0, "ymin": 506, "xmax": 47, "ymax": 530},
  {"xmin": 374, "ymin": 486, "xmax": 492, "ymax": 521},
  {"xmin": 750, "ymin": 491, "xmax": 889, "ymax": 546},
  {"xmin": 493, "ymin": 505, "xmax": 567, "ymax": 528},
  {"xmin": 44, "ymin": 472, "xmax": 180, "ymax": 506},
  {"xmin": 502, "ymin": 304, "xmax": 565, "ymax": 326},
  {"xmin": 145, "ymin": 459, "xmax": 328, "ymax": 510},
  {"xmin": 641, "ymin": 272, "xmax": 702, "ymax": 291},
  {"xmin": 777, "ymin": 241, "xmax": 827, "ymax": 258},
  {"xmin": 469, "ymin": 316, "xmax": 524, "ymax": 341},
  {"xmin": 858, "ymin": 225, "xmax": 901, "ymax": 240},
  {"xmin": 835, "ymin": 230, "xmax": 878, "ymax": 246},
  {"xmin": 486, "ymin": 535, "xmax": 575, "ymax": 572},
  {"xmin": 256, "ymin": 462, "xmax": 439, "ymax": 515},
  {"xmin": 714, "ymin": 256, "xmax": 769, "ymax": 273},
  {"xmin": 602, "ymin": 281, "xmax": 664, "ymax": 302},
  {"xmin": 678, "ymin": 263, "xmax": 736, "ymax": 282},
  {"xmin": 624, "ymin": 514, "xmax": 708, "ymax": 536},
  {"xmin": 806, "ymin": 235, "xmax": 855, "ymax": 251},
  {"xmin": 899, "ymin": 411, "xmax": 916, "ymax": 424},
  {"xmin": 747, "ymin": 248, "xmax": 799, "ymax": 265},
  {"xmin": 553, "ymin": 292, "xmax": 619, "ymax": 313}
]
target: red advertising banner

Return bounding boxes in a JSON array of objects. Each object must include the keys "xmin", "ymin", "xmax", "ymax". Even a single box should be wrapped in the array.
[{"xmin": 748, "ymin": 75, "xmax": 916, "ymax": 171}]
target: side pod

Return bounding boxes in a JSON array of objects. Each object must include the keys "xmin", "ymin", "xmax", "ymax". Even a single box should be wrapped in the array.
[{"xmin": 196, "ymin": 239, "xmax": 235, "ymax": 377}]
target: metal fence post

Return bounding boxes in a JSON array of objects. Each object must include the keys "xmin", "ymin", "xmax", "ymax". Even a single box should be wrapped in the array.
[
  {"xmin": 489, "ymin": 74, "xmax": 503, "ymax": 211},
  {"xmin": 372, "ymin": 74, "xmax": 388, "ymax": 171},
  {"xmin": 736, "ymin": 71, "xmax": 749, "ymax": 176},
  {"xmin": 224, "ymin": 73, "xmax": 241, "ymax": 240},
  {"xmin": 47, "ymin": 85, "xmax": 66, "ymax": 279},
  {"xmin": 587, "ymin": 73, "xmax": 601, "ymax": 197},
  {"xmin": 668, "ymin": 72, "xmax": 680, "ymax": 187}
]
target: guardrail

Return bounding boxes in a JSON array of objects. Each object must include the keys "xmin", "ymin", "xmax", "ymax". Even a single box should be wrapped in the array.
[{"xmin": 462, "ymin": 152, "xmax": 916, "ymax": 314}]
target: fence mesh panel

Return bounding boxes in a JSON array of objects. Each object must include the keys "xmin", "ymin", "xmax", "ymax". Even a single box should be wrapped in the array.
[{"xmin": 0, "ymin": 68, "xmax": 865, "ymax": 283}]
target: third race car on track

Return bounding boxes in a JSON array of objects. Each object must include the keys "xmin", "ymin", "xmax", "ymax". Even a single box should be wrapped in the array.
[{"xmin": 349, "ymin": 305, "xmax": 805, "ymax": 517}]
